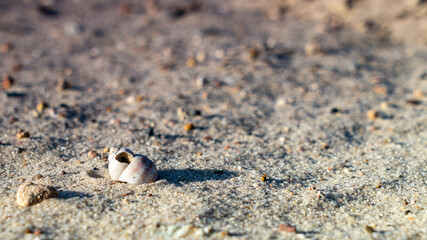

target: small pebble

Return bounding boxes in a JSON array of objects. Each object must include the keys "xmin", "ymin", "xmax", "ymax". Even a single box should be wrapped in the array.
[
  {"xmin": 186, "ymin": 57, "xmax": 196, "ymax": 67},
  {"xmin": 374, "ymin": 86, "xmax": 387, "ymax": 94},
  {"xmin": 31, "ymin": 174, "xmax": 44, "ymax": 180},
  {"xmin": 248, "ymin": 46, "xmax": 259, "ymax": 60},
  {"xmin": 330, "ymin": 107, "xmax": 339, "ymax": 114},
  {"xmin": 16, "ymin": 182, "xmax": 58, "ymax": 207},
  {"xmin": 184, "ymin": 123, "xmax": 194, "ymax": 131},
  {"xmin": 103, "ymin": 148, "xmax": 109, "ymax": 153},
  {"xmin": 36, "ymin": 102, "xmax": 48, "ymax": 114},
  {"xmin": 142, "ymin": 127, "xmax": 155, "ymax": 137},
  {"xmin": 261, "ymin": 174, "xmax": 267, "ymax": 181},
  {"xmin": 189, "ymin": 109, "xmax": 202, "ymax": 116},
  {"xmin": 17, "ymin": 130, "xmax": 30, "ymax": 140},
  {"xmin": 367, "ymin": 110, "xmax": 379, "ymax": 120},
  {"xmin": 365, "ymin": 225, "xmax": 375, "ymax": 233},
  {"xmin": 0, "ymin": 43, "xmax": 11, "ymax": 53},
  {"xmin": 278, "ymin": 224, "xmax": 297, "ymax": 233},
  {"xmin": 64, "ymin": 22, "xmax": 83, "ymax": 36},
  {"xmin": 88, "ymin": 150, "xmax": 98, "ymax": 159},
  {"xmin": 2, "ymin": 75, "xmax": 14, "ymax": 90},
  {"xmin": 57, "ymin": 78, "xmax": 72, "ymax": 90},
  {"xmin": 413, "ymin": 90, "xmax": 423, "ymax": 99},
  {"xmin": 196, "ymin": 75, "xmax": 208, "ymax": 87}
]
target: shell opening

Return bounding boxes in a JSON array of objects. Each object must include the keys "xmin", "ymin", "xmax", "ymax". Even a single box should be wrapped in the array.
[{"xmin": 115, "ymin": 152, "xmax": 133, "ymax": 163}]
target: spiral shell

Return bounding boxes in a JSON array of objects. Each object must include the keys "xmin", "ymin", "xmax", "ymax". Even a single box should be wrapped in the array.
[{"xmin": 108, "ymin": 147, "xmax": 157, "ymax": 184}]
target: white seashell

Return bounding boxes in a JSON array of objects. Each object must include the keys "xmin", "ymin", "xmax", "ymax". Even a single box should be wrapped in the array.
[{"xmin": 108, "ymin": 147, "xmax": 157, "ymax": 184}]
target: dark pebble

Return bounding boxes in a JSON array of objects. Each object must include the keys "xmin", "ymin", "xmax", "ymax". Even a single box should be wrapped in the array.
[
  {"xmin": 330, "ymin": 107, "xmax": 339, "ymax": 114},
  {"xmin": 189, "ymin": 109, "xmax": 202, "ymax": 116},
  {"xmin": 38, "ymin": 5, "xmax": 59, "ymax": 16}
]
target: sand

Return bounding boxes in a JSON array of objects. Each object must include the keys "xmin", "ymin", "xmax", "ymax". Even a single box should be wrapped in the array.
[{"xmin": 0, "ymin": 0, "xmax": 426, "ymax": 239}]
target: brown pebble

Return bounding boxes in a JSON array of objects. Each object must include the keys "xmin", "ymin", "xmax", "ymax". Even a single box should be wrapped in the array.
[
  {"xmin": 0, "ymin": 43, "xmax": 11, "ymax": 53},
  {"xmin": 16, "ymin": 182, "xmax": 58, "ymax": 207},
  {"xmin": 33, "ymin": 229, "xmax": 42, "ymax": 236},
  {"xmin": 136, "ymin": 95, "xmax": 143, "ymax": 101},
  {"xmin": 261, "ymin": 174, "xmax": 267, "ymax": 181},
  {"xmin": 24, "ymin": 227, "xmax": 32, "ymax": 234},
  {"xmin": 249, "ymin": 46, "xmax": 259, "ymax": 60},
  {"xmin": 365, "ymin": 225, "xmax": 375, "ymax": 233},
  {"xmin": 17, "ymin": 130, "xmax": 30, "ymax": 140},
  {"xmin": 278, "ymin": 224, "xmax": 297, "ymax": 233},
  {"xmin": 87, "ymin": 150, "xmax": 98, "ymax": 159},
  {"xmin": 184, "ymin": 123, "xmax": 194, "ymax": 131},
  {"xmin": 367, "ymin": 110, "xmax": 379, "ymax": 120},
  {"xmin": 36, "ymin": 102, "xmax": 48, "ymax": 114},
  {"xmin": 186, "ymin": 57, "xmax": 196, "ymax": 67},
  {"xmin": 31, "ymin": 174, "xmax": 44, "ymax": 180},
  {"xmin": 57, "ymin": 78, "xmax": 72, "ymax": 90},
  {"xmin": 374, "ymin": 86, "xmax": 387, "ymax": 94},
  {"xmin": 103, "ymin": 148, "xmax": 109, "ymax": 153},
  {"xmin": 224, "ymin": 145, "xmax": 230, "ymax": 150},
  {"xmin": 2, "ymin": 75, "xmax": 14, "ymax": 90},
  {"xmin": 204, "ymin": 136, "xmax": 212, "ymax": 141}
]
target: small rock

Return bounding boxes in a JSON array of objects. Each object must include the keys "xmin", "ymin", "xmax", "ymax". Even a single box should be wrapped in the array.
[
  {"xmin": 87, "ymin": 150, "xmax": 98, "ymax": 159},
  {"xmin": 0, "ymin": 43, "xmax": 11, "ymax": 53},
  {"xmin": 103, "ymin": 148, "xmax": 109, "ymax": 153},
  {"xmin": 38, "ymin": 5, "xmax": 59, "ymax": 17},
  {"xmin": 64, "ymin": 22, "xmax": 83, "ymax": 36},
  {"xmin": 278, "ymin": 224, "xmax": 297, "ymax": 233},
  {"xmin": 413, "ymin": 90, "xmax": 423, "ymax": 99},
  {"xmin": 261, "ymin": 174, "xmax": 267, "ymax": 181},
  {"xmin": 374, "ymin": 86, "xmax": 387, "ymax": 95},
  {"xmin": 330, "ymin": 107, "xmax": 339, "ymax": 114},
  {"xmin": 36, "ymin": 102, "xmax": 48, "ymax": 114},
  {"xmin": 248, "ymin": 46, "xmax": 259, "ymax": 61},
  {"xmin": 186, "ymin": 57, "xmax": 196, "ymax": 67},
  {"xmin": 2, "ymin": 75, "xmax": 14, "ymax": 90},
  {"xmin": 196, "ymin": 75, "xmax": 208, "ymax": 87},
  {"xmin": 57, "ymin": 78, "xmax": 72, "ymax": 90},
  {"xmin": 16, "ymin": 182, "xmax": 58, "ymax": 207},
  {"xmin": 184, "ymin": 123, "xmax": 194, "ymax": 131},
  {"xmin": 365, "ymin": 225, "xmax": 375, "ymax": 233},
  {"xmin": 189, "ymin": 109, "xmax": 202, "ymax": 116},
  {"xmin": 31, "ymin": 174, "xmax": 44, "ymax": 181},
  {"xmin": 17, "ymin": 130, "xmax": 30, "ymax": 140},
  {"xmin": 367, "ymin": 110, "xmax": 379, "ymax": 120},
  {"xmin": 142, "ymin": 127, "xmax": 155, "ymax": 137}
]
